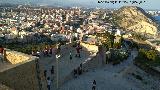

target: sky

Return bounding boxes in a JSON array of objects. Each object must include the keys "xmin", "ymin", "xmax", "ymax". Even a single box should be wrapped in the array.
[{"xmin": 0, "ymin": 0, "xmax": 160, "ymax": 10}]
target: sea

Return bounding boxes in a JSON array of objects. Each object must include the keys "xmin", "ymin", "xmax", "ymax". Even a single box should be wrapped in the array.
[{"xmin": 154, "ymin": 16, "xmax": 160, "ymax": 24}]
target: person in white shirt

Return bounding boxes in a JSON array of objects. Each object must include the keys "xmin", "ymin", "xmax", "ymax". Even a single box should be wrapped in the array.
[{"xmin": 92, "ymin": 80, "xmax": 96, "ymax": 90}]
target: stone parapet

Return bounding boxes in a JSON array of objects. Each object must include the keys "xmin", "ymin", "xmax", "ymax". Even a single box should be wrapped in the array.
[
  {"xmin": 5, "ymin": 49, "xmax": 32, "ymax": 64},
  {"xmin": 80, "ymin": 42, "xmax": 99, "ymax": 52}
]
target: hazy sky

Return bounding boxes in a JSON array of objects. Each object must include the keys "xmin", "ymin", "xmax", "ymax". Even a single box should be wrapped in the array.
[{"xmin": 0, "ymin": 0, "xmax": 160, "ymax": 10}]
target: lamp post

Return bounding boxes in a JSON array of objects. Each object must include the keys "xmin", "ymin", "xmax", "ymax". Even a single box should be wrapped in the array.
[{"xmin": 56, "ymin": 54, "xmax": 61, "ymax": 89}]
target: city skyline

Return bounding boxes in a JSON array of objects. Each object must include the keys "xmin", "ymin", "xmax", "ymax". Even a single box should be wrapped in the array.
[
  {"xmin": 0, "ymin": 0, "xmax": 160, "ymax": 10},
  {"xmin": 0, "ymin": 1, "xmax": 160, "ymax": 90}
]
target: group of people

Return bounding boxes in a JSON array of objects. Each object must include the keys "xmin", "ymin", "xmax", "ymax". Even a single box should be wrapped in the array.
[
  {"xmin": 44, "ymin": 66, "xmax": 54, "ymax": 90},
  {"xmin": 73, "ymin": 64, "xmax": 97, "ymax": 90},
  {"xmin": 43, "ymin": 48, "xmax": 53, "ymax": 57},
  {"xmin": 73, "ymin": 63, "xmax": 83, "ymax": 78},
  {"xmin": 69, "ymin": 42, "xmax": 82, "ymax": 60},
  {"xmin": 32, "ymin": 47, "xmax": 54, "ymax": 57}
]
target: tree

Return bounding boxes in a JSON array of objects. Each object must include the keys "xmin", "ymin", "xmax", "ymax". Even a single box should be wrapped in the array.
[
  {"xmin": 138, "ymin": 49, "xmax": 146, "ymax": 59},
  {"xmin": 139, "ymin": 49, "xmax": 157, "ymax": 61},
  {"xmin": 146, "ymin": 50, "xmax": 156, "ymax": 61}
]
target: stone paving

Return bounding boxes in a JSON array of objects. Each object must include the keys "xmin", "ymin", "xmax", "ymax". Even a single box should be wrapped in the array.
[
  {"xmin": 58, "ymin": 49, "xmax": 160, "ymax": 90},
  {"xmin": 38, "ymin": 45, "xmax": 92, "ymax": 90},
  {"xmin": 58, "ymin": 49, "xmax": 139, "ymax": 90},
  {"xmin": 38, "ymin": 46, "xmax": 160, "ymax": 90}
]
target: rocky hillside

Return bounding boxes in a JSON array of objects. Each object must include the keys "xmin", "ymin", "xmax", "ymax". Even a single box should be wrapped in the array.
[{"xmin": 113, "ymin": 6, "xmax": 158, "ymax": 37}]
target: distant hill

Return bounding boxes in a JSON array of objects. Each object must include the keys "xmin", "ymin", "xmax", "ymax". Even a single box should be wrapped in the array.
[
  {"xmin": 0, "ymin": 0, "xmax": 92, "ymax": 7},
  {"xmin": 113, "ymin": 6, "xmax": 159, "ymax": 37}
]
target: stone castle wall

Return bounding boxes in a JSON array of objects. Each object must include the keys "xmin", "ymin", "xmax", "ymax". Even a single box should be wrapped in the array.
[{"xmin": 0, "ymin": 50, "xmax": 40, "ymax": 90}]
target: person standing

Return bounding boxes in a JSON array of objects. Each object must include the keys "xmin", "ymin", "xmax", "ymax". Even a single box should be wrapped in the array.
[
  {"xmin": 49, "ymin": 47, "xmax": 52, "ymax": 55},
  {"xmin": 57, "ymin": 43, "xmax": 61, "ymax": 53},
  {"xmin": 92, "ymin": 80, "xmax": 96, "ymax": 90},
  {"xmin": 44, "ymin": 70, "xmax": 47, "ymax": 79},
  {"xmin": 80, "ymin": 63, "xmax": 82, "ymax": 74},
  {"xmin": 73, "ymin": 69, "xmax": 77, "ymax": 78},
  {"xmin": 77, "ymin": 67, "xmax": 80, "ymax": 75},
  {"xmin": 51, "ymin": 66, "xmax": 54, "ymax": 75},
  {"xmin": 69, "ymin": 51, "xmax": 72, "ymax": 60},
  {"xmin": 76, "ymin": 45, "xmax": 82, "ymax": 58},
  {"xmin": 32, "ymin": 50, "xmax": 34, "ymax": 56},
  {"xmin": 51, "ymin": 66, "xmax": 54, "ymax": 80},
  {"xmin": 132, "ymin": 53, "xmax": 134, "ymax": 59},
  {"xmin": 47, "ymin": 77, "xmax": 51, "ymax": 90}
]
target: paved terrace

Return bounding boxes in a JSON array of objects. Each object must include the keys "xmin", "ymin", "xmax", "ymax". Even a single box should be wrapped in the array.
[{"xmin": 39, "ymin": 43, "xmax": 98, "ymax": 90}]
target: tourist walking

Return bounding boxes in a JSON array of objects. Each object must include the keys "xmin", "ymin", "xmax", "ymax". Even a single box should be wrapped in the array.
[
  {"xmin": 92, "ymin": 80, "xmax": 96, "ymax": 90},
  {"xmin": 79, "ymin": 63, "xmax": 83, "ymax": 74},
  {"xmin": 51, "ymin": 66, "xmax": 54, "ymax": 81},
  {"xmin": 51, "ymin": 66, "xmax": 54, "ymax": 75},
  {"xmin": 47, "ymin": 77, "xmax": 51, "ymax": 90},
  {"xmin": 73, "ymin": 69, "xmax": 77, "ymax": 78}
]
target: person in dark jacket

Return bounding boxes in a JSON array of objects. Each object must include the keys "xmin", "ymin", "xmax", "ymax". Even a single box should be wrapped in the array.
[
  {"xmin": 69, "ymin": 51, "xmax": 72, "ymax": 60},
  {"xmin": 51, "ymin": 66, "xmax": 54, "ymax": 75},
  {"xmin": 73, "ymin": 69, "xmax": 77, "ymax": 78},
  {"xmin": 44, "ymin": 70, "xmax": 47, "ymax": 79},
  {"xmin": 92, "ymin": 80, "xmax": 96, "ymax": 90}
]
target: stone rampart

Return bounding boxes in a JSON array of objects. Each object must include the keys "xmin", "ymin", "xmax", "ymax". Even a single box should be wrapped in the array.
[{"xmin": 0, "ymin": 49, "xmax": 40, "ymax": 90}]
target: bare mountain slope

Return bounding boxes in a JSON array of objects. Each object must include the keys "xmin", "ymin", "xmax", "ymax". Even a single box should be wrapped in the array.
[{"xmin": 114, "ymin": 6, "xmax": 158, "ymax": 36}]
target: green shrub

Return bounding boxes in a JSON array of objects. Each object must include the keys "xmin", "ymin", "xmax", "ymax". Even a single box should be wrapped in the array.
[{"xmin": 139, "ymin": 49, "xmax": 157, "ymax": 61}]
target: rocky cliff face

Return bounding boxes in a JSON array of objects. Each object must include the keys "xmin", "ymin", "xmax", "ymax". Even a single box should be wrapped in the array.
[{"xmin": 114, "ymin": 6, "xmax": 158, "ymax": 36}]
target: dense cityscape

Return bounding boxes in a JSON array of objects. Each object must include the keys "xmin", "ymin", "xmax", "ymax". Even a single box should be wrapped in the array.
[{"xmin": 0, "ymin": 2, "xmax": 160, "ymax": 90}]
